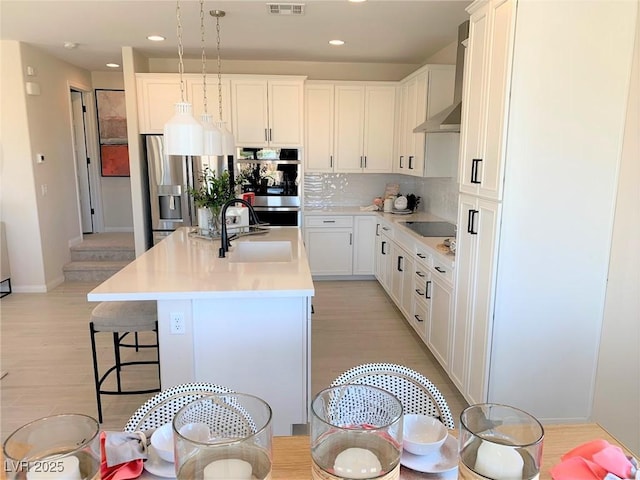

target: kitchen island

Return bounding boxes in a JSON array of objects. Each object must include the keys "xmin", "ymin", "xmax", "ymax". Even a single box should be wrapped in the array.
[{"xmin": 88, "ymin": 227, "xmax": 314, "ymax": 436}]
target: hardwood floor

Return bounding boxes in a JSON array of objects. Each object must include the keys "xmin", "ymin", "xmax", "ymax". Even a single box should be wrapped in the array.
[{"xmin": 0, "ymin": 279, "xmax": 467, "ymax": 441}]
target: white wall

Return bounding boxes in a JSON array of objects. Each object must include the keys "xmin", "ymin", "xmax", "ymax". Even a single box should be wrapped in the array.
[
  {"xmin": 593, "ymin": 6, "xmax": 640, "ymax": 455},
  {"xmin": 1, "ymin": 40, "xmax": 92, "ymax": 291}
]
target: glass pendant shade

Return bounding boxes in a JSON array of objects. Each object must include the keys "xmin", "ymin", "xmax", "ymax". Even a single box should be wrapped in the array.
[
  {"xmin": 216, "ymin": 120, "xmax": 235, "ymax": 157},
  {"xmin": 201, "ymin": 113, "xmax": 223, "ymax": 156},
  {"xmin": 164, "ymin": 102, "xmax": 204, "ymax": 156}
]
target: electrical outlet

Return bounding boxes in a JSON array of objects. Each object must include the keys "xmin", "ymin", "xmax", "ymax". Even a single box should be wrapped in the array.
[{"xmin": 170, "ymin": 312, "xmax": 185, "ymax": 334}]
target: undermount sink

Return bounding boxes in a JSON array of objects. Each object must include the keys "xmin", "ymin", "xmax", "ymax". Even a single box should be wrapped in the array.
[{"xmin": 229, "ymin": 241, "xmax": 292, "ymax": 263}]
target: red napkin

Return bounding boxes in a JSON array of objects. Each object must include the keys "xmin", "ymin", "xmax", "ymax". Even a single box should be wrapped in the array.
[
  {"xmin": 100, "ymin": 432, "xmax": 144, "ymax": 480},
  {"xmin": 551, "ymin": 439, "xmax": 634, "ymax": 479}
]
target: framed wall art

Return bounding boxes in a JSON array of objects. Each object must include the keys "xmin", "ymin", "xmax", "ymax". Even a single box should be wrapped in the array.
[{"xmin": 96, "ymin": 89, "xmax": 129, "ymax": 177}]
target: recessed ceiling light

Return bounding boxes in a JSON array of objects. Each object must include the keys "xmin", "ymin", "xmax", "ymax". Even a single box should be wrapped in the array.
[
  {"xmin": 63, "ymin": 42, "xmax": 77, "ymax": 49},
  {"xmin": 106, "ymin": 63, "xmax": 120, "ymax": 68},
  {"xmin": 329, "ymin": 39, "xmax": 345, "ymax": 46},
  {"xmin": 147, "ymin": 35, "xmax": 165, "ymax": 42}
]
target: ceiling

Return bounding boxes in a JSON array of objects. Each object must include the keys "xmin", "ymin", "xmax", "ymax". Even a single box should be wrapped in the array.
[{"xmin": 0, "ymin": 0, "xmax": 471, "ymax": 73}]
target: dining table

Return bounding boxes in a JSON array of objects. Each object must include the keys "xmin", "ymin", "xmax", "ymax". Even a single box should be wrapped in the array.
[{"xmin": 133, "ymin": 422, "xmax": 633, "ymax": 479}]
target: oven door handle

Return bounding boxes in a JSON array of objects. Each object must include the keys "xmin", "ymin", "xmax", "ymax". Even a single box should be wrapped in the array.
[{"xmin": 252, "ymin": 206, "xmax": 301, "ymax": 212}]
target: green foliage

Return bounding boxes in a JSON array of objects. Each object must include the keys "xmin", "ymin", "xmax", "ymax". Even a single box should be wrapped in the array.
[{"xmin": 187, "ymin": 167, "xmax": 235, "ymax": 215}]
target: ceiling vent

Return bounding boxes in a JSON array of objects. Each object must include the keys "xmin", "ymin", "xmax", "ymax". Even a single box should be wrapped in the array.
[{"xmin": 267, "ymin": 3, "xmax": 305, "ymax": 15}]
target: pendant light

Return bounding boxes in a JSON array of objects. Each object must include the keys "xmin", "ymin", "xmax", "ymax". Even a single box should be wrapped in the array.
[
  {"xmin": 164, "ymin": 0, "xmax": 203, "ymax": 156},
  {"xmin": 210, "ymin": 10, "xmax": 236, "ymax": 158},
  {"xmin": 199, "ymin": 0, "xmax": 222, "ymax": 156}
]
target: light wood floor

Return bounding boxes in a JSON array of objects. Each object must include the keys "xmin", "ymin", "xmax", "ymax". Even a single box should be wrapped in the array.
[{"xmin": 0, "ymin": 280, "xmax": 467, "ymax": 441}]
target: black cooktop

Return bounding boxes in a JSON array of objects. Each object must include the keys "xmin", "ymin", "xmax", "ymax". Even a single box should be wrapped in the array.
[{"xmin": 402, "ymin": 221, "xmax": 457, "ymax": 237}]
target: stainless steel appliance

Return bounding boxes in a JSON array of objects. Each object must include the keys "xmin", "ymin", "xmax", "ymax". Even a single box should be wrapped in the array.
[
  {"xmin": 235, "ymin": 147, "xmax": 301, "ymax": 226},
  {"xmin": 145, "ymin": 135, "xmax": 231, "ymax": 244}
]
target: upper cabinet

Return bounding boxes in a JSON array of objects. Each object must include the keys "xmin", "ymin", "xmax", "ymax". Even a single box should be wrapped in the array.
[
  {"xmin": 395, "ymin": 65, "xmax": 457, "ymax": 178},
  {"xmin": 305, "ymin": 83, "xmax": 335, "ymax": 173},
  {"xmin": 458, "ymin": 0, "xmax": 514, "ymax": 200},
  {"xmin": 231, "ymin": 77, "xmax": 305, "ymax": 148},
  {"xmin": 136, "ymin": 73, "xmax": 231, "ymax": 134},
  {"xmin": 305, "ymin": 81, "xmax": 396, "ymax": 174}
]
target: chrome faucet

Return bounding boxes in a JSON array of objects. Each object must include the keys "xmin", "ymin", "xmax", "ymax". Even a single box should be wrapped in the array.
[{"xmin": 219, "ymin": 198, "xmax": 262, "ymax": 258}]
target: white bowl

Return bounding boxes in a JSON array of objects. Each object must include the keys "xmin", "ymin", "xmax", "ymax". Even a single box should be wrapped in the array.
[
  {"xmin": 403, "ymin": 414, "xmax": 448, "ymax": 456},
  {"xmin": 151, "ymin": 422, "xmax": 210, "ymax": 464},
  {"xmin": 150, "ymin": 423, "xmax": 175, "ymax": 463}
]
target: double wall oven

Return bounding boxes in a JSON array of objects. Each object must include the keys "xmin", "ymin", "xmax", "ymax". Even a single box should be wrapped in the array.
[{"xmin": 235, "ymin": 148, "xmax": 301, "ymax": 227}]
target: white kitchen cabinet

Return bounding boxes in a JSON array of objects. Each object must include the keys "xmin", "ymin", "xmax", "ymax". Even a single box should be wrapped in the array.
[
  {"xmin": 353, "ymin": 215, "xmax": 377, "ymax": 275},
  {"xmin": 187, "ymin": 77, "xmax": 232, "ymax": 127},
  {"xmin": 231, "ymin": 77, "xmax": 304, "ymax": 147},
  {"xmin": 136, "ymin": 74, "xmax": 184, "ymax": 134},
  {"xmin": 375, "ymin": 220, "xmax": 393, "ymax": 290},
  {"xmin": 389, "ymin": 241, "xmax": 414, "ymax": 319},
  {"xmin": 304, "ymin": 83, "xmax": 335, "ymax": 172},
  {"xmin": 305, "ymin": 214, "xmax": 377, "ymax": 277},
  {"xmin": 304, "ymin": 215, "xmax": 353, "ymax": 276},
  {"xmin": 334, "ymin": 84, "xmax": 396, "ymax": 173},
  {"xmin": 394, "ymin": 66, "xmax": 456, "ymax": 177},
  {"xmin": 458, "ymin": 0, "xmax": 514, "ymax": 200},
  {"xmin": 427, "ymin": 258, "xmax": 454, "ymax": 371},
  {"xmin": 453, "ymin": 0, "xmax": 636, "ymax": 424}
]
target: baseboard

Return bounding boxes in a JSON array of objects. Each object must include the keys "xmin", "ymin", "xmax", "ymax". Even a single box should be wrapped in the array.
[
  {"xmin": 46, "ymin": 275, "xmax": 65, "ymax": 291},
  {"xmin": 312, "ymin": 275, "xmax": 376, "ymax": 281},
  {"xmin": 103, "ymin": 227, "xmax": 135, "ymax": 233}
]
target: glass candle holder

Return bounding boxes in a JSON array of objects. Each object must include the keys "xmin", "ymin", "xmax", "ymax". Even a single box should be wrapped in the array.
[
  {"xmin": 173, "ymin": 392, "xmax": 272, "ymax": 480},
  {"xmin": 310, "ymin": 385, "xmax": 403, "ymax": 480},
  {"xmin": 459, "ymin": 404, "xmax": 544, "ymax": 480},
  {"xmin": 2, "ymin": 414, "xmax": 100, "ymax": 480}
]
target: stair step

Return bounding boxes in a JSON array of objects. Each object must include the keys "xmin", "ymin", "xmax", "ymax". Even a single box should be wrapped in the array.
[
  {"xmin": 70, "ymin": 248, "xmax": 135, "ymax": 262},
  {"xmin": 63, "ymin": 261, "xmax": 129, "ymax": 282}
]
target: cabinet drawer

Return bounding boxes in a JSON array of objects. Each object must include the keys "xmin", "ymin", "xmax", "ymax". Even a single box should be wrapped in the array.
[
  {"xmin": 431, "ymin": 258, "xmax": 453, "ymax": 285},
  {"xmin": 411, "ymin": 295, "xmax": 429, "ymax": 340},
  {"xmin": 413, "ymin": 266, "xmax": 431, "ymax": 301},
  {"xmin": 305, "ymin": 216, "xmax": 353, "ymax": 228},
  {"xmin": 415, "ymin": 245, "xmax": 433, "ymax": 267}
]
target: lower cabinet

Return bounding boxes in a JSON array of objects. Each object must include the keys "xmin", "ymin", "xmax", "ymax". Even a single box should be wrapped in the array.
[
  {"xmin": 427, "ymin": 259, "xmax": 453, "ymax": 371},
  {"xmin": 304, "ymin": 214, "xmax": 377, "ymax": 276},
  {"xmin": 374, "ymin": 222, "xmax": 456, "ymax": 378}
]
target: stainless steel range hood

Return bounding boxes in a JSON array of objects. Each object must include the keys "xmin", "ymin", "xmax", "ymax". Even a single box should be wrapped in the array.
[{"xmin": 414, "ymin": 20, "xmax": 469, "ymax": 133}]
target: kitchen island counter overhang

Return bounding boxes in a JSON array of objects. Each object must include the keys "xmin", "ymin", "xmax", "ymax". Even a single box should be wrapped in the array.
[{"xmin": 88, "ymin": 227, "xmax": 315, "ymax": 436}]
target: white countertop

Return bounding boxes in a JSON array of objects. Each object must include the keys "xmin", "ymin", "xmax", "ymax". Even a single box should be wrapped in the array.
[
  {"xmin": 303, "ymin": 207, "xmax": 456, "ymax": 267},
  {"xmin": 88, "ymin": 227, "xmax": 315, "ymax": 302}
]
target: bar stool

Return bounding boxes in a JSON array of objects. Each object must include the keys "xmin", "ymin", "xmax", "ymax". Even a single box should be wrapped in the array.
[{"xmin": 89, "ymin": 300, "xmax": 161, "ymax": 423}]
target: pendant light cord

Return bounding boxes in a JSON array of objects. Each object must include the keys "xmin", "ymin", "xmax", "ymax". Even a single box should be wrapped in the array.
[
  {"xmin": 200, "ymin": 0, "xmax": 208, "ymax": 114},
  {"xmin": 176, "ymin": 0, "xmax": 186, "ymax": 102},
  {"xmin": 216, "ymin": 14, "xmax": 223, "ymax": 122}
]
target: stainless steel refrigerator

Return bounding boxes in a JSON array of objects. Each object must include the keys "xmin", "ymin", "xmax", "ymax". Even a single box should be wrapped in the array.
[
  {"xmin": 145, "ymin": 135, "xmax": 200, "ymax": 245},
  {"xmin": 145, "ymin": 135, "xmax": 234, "ymax": 244}
]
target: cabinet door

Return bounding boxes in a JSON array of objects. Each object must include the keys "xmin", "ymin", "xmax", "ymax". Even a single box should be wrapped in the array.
[
  {"xmin": 375, "ymin": 225, "xmax": 393, "ymax": 291},
  {"xmin": 188, "ymin": 77, "xmax": 232, "ymax": 127},
  {"xmin": 394, "ymin": 84, "xmax": 406, "ymax": 173},
  {"xmin": 137, "ymin": 75, "xmax": 184, "ymax": 134},
  {"xmin": 406, "ymin": 70, "xmax": 428, "ymax": 177},
  {"xmin": 305, "ymin": 83, "xmax": 335, "ymax": 172},
  {"xmin": 390, "ymin": 242, "xmax": 409, "ymax": 309},
  {"xmin": 334, "ymin": 85, "xmax": 365, "ymax": 173},
  {"xmin": 268, "ymin": 80, "xmax": 303, "ymax": 147},
  {"xmin": 232, "ymin": 79, "xmax": 269, "ymax": 146},
  {"xmin": 459, "ymin": 0, "xmax": 515, "ymax": 200},
  {"xmin": 353, "ymin": 216, "xmax": 377, "ymax": 275},
  {"xmin": 400, "ymin": 252, "xmax": 415, "ymax": 320},
  {"xmin": 452, "ymin": 194, "xmax": 501, "ymax": 405},
  {"xmin": 304, "ymin": 228, "xmax": 353, "ymax": 275},
  {"xmin": 411, "ymin": 296, "xmax": 429, "ymax": 341},
  {"xmin": 363, "ymin": 86, "xmax": 396, "ymax": 173},
  {"xmin": 428, "ymin": 272, "xmax": 453, "ymax": 371},
  {"xmin": 459, "ymin": 4, "xmax": 489, "ymax": 194}
]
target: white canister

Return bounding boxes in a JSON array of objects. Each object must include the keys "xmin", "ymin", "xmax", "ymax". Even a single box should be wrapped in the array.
[{"xmin": 383, "ymin": 197, "xmax": 394, "ymax": 212}]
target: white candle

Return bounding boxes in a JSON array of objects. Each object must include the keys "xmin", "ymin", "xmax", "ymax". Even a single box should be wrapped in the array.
[
  {"xmin": 203, "ymin": 458, "xmax": 253, "ymax": 479},
  {"xmin": 475, "ymin": 440, "xmax": 524, "ymax": 480},
  {"xmin": 26, "ymin": 455, "xmax": 81, "ymax": 480},
  {"xmin": 333, "ymin": 447, "xmax": 382, "ymax": 479}
]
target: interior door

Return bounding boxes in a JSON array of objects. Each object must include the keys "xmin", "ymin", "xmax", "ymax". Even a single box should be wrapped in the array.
[{"xmin": 71, "ymin": 90, "xmax": 93, "ymax": 233}]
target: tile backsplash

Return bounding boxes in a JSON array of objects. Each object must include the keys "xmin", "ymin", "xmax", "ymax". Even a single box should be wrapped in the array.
[{"xmin": 303, "ymin": 173, "xmax": 459, "ymax": 224}]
